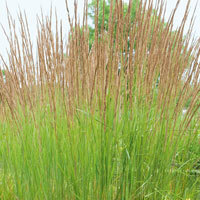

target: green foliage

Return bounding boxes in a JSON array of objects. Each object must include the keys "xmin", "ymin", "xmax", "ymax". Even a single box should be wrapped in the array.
[
  {"xmin": 1, "ymin": 70, "xmax": 5, "ymax": 76},
  {"xmin": 88, "ymin": 0, "xmax": 139, "ymax": 49},
  {"xmin": 0, "ymin": 91, "xmax": 200, "ymax": 199}
]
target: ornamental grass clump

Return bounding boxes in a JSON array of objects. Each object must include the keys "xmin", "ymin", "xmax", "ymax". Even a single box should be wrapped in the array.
[{"xmin": 0, "ymin": 0, "xmax": 199, "ymax": 199}]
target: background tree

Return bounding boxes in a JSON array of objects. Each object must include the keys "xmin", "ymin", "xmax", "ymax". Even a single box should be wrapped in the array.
[{"xmin": 88, "ymin": 0, "xmax": 139, "ymax": 49}]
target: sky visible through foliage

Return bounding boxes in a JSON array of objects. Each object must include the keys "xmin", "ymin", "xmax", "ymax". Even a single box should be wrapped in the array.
[{"xmin": 0, "ymin": 0, "xmax": 199, "ymax": 61}]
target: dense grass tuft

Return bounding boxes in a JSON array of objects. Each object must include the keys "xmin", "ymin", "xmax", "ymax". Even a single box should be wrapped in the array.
[{"xmin": 0, "ymin": 0, "xmax": 200, "ymax": 199}]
